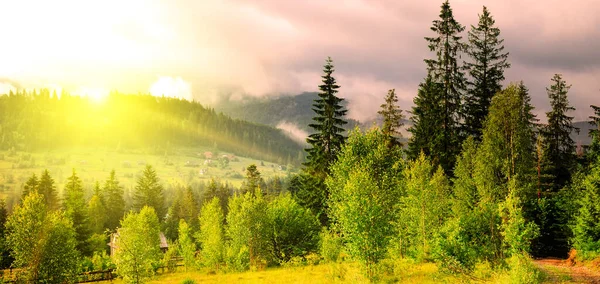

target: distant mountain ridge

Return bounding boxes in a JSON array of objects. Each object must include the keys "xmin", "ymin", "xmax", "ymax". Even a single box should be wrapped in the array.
[{"xmin": 212, "ymin": 92, "xmax": 362, "ymax": 133}]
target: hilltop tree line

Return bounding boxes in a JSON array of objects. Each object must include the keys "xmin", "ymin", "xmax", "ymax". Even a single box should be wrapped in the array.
[
  {"xmin": 2, "ymin": 1, "xmax": 600, "ymax": 283},
  {"xmin": 0, "ymin": 91, "xmax": 304, "ymax": 165}
]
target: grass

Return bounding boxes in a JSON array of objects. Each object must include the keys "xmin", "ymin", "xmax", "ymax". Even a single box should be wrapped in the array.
[
  {"xmin": 0, "ymin": 147, "xmax": 295, "ymax": 206},
  {"xmin": 100, "ymin": 262, "xmax": 476, "ymax": 284}
]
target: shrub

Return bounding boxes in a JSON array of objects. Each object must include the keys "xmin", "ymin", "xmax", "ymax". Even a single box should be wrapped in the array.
[
  {"xmin": 320, "ymin": 229, "xmax": 343, "ymax": 263},
  {"xmin": 267, "ymin": 194, "xmax": 320, "ymax": 264},
  {"xmin": 507, "ymin": 254, "xmax": 544, "ymax": 284}
]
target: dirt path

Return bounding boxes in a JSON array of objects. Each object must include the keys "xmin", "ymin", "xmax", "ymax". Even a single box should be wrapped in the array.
[{"xmin": 534, "ymin": 258, "xmax": 600, "ymax": 283}]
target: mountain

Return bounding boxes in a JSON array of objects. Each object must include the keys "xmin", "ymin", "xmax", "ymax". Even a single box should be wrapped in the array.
[
  {"xmin": 0, "ymin": 90, "xmax": 304, "ymax": 165},
  {"xmin": 572, "ymin": 121, "xmax": 596, "ymax": 146},
  {"xmin": 212, "ymin": 92, "xmax": 361, "ymax": 133}
]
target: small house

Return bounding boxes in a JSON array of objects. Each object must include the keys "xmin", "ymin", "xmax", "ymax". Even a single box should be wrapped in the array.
[{"xmin": 108, "ymin": 230, "xmax": 169, "ymax": 256}]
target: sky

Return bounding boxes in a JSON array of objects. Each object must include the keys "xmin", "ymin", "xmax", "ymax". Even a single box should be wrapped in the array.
[{"xmin": 0, "ymin": 0, "xmax": 599, "ymax": 122}]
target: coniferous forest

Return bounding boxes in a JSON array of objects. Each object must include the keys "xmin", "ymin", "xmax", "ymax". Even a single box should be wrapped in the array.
[{"xmin": 1, "ymin": 1, "xmax": 600, "ymax": 283}]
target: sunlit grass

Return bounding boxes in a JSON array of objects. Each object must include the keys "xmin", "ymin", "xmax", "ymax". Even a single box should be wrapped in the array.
[
  {"xmin": 0, "ymin": 147, "xmax": 293, "ymax": 206},
  {"xmin": 100, "ymin": 262, "xmax": 481, "ymax": 284}
]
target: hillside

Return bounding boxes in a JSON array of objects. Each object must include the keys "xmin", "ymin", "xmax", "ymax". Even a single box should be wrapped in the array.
[
  {"xmin": 212, "ymin": 92, "xmax": 362, "ymax": 133},
  {"xmin": 0, "ymin": 90, "xmax": 304, "ymax": 165}
]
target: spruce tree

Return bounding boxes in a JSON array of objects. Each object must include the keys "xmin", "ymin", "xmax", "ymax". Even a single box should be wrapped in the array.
[
  {"xmin": 296, "ymin": 57, "xmax": 347, "ymax": 226},
  {"xmin": 63, "ymin": 169, "xmax": 92, "ymax": 256},
  {"xmin": 408, "ymin": 75, "xmax": 444, "ymax": 166},
  {"xmin": 421, "ymin": 0, "xmax": 467, "ymax": 174},
  {"xmin": 104, "ymin": 170, "xmax": 125, "ymax": 231},
  {"xmin": 587, "ymin": 105, "xmax": 600, "ymax": 162},
  {"xmin": 377, "ymin": 89, "xmax": 405, "ymax": 148},
  {"xmin": 38, "ymin": 169, "xmax": 59, "ymax": 211},
  {"xmin": 305, "ymin": 56, "xmax": 348, "ymax": 178},
  {"xmin": 22, "ymin": 174, "xmax": 38, "ymax": 199},
  {"xmin": 464, "ymin": 6, "xmax": 510, "ymax": 140},
  {"xmin": 133, "ymin": 165, "xmax": 165, "ymax": 219},
  {"xmin": 540, "ymin": 74, "xmax": 578, "ymax": 192}
]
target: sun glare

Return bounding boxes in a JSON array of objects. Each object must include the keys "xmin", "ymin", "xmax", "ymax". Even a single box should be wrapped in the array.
[{"xmin": 76, "ymin": 87, "xmax": 109, "ymax": 104}]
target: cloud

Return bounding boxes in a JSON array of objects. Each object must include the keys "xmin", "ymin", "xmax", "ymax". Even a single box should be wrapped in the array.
[
  {"xmin": 276, "ymin": 121, "xmax": 308, "ymax": 146},
  {"xmin": 2, "ymin": 0, "xmax": 599, "ymax": 122},
  {"xmin": 149, "ymin": 77, "xmax": 193, "ymax": 101}
]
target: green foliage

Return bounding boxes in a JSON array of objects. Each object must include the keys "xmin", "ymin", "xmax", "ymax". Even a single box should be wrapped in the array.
[
  {"xmin": 133, "ymin": 165, "xmax": 166, "ymax": 219},
  {"xmin": 88, "ymin": 194, "xmax": 106, "ymax": 235},
  {"xmin": 399, "ymin": 153, "xmax": 450, "ymax": 261},
  {"xmin": 319, "ymin": 229, "xmax": 343, "ymax": 263},
  {"xmin": 63, "ymin": 169, "xmax": 92, "ymax": 256},
  {"xmin": 587, "ymin": 105, "xmax": 600, "ymax": 162},
  {"xmin": 199, "ymin": 197, "xmax": 225, "ymax": 271},
  {"xmin": 327, "ymin": 128, "xmax": 403, "ymax": 278},
  {"xmin": 412, "ymin": 0, "xmax": 467, "ymax": 175},
  {"xmin": 474, "ymin": 83, "xmax": 536, "ymax": 204},
  {"xmin": 178, "ymin": 220, "xmax": 197, "ymax": 271},
  {"xmin": 464, "ymin": 6, "xmax": 510, "ymax": 139},
  {"xmin": 572, "ymin": 160, "xmax": 600, "ymax": 258},
  {"xmin": 181, "ymin": 279, "xmax": 196, "ymax": 284},
  {"xmin": 305, "ymin": 57, "xmax": 348, "ymax": 179},
  {"xmin": 377, "ymin": 89, "xmax": 405, "ymax": 147},
  {"xmin": 289, "ymin": 172, "xmax": 328, "ymax": 226},
  {"xmin": 113, "ymin": 206, "xmax": 162, "ymax": 284},
  {"xmin": 6, "ymin": 192, "xmax": 79, "ymax": 282},
  {"xmin": 104, "ymin": 170, "xmax": 125, "ymax": 231},
  {"xmin": 164, "ymin": 185, "xmax": 199, "ymax": 241},
  {"xmin": 506, "ymin": 254, "xmax": 545, "ymax": 284},
  {"xmin": 225, "ymin": 192, "xmax": 270, "ymax": 271},
  {"xmin": 241, "ymin": 164, "xmax": 264, "ymax": 195},
  {"xmin": 203, "ymin": 178, "xmax": 230, "ymax": 212},
  {"xmin": 38, "ymin": 169, "xmax": 59, "ymax": 211},
  {"xmin": 540, "ymin": 74, "xmax": 577, "ymax": 193},
  {"xmin": 301, "ymin": 57, "xmax": 348, "ymax": 227},
  {"xmin": 266, "ymin": 194, "xmax": 320, "ymax": 263},
  {"xmin": 499, "ymin": 180, "xmax": 539, "ymax": 257}
]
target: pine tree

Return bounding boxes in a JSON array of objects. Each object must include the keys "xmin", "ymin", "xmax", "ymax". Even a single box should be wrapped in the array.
[
  {"xmin": 297, "ymin": 57, "xmax": 347, "ymax": 226},
  {"xmin": 241, "ymin": 164, "xmax": 264, "ymax": 196},
  {"xmin": 104, "ymin": 170, "xmax": 125, "ymax": 231},
  {"xmin": 377, "ymin": 89, "xmax": 405, "ymax": 148},
  {"xmin": 133, "ymin": 165, "xmax": 165, "ymax": 219},
  {"xmin": 22, "ymin": 173, "xmax": 39, "ymax": 199},
  {"xmin": 305, "ymin": 56, "xmax": 348, "ymax": 178},
  {"xmin": 464, "ymin": 6, "xmax": 510, "ymax": 139},
  {"xmin": 63, "ymin": 169, "xmax": 92, "ymax": 256},
  {"xmin": 587, "ymin": 105, "xmax": 600, "ymax": 162},
  {"xmin": 540, "ymin": 74, "xmax": 577, "ymax": 192},
  {"xmin": 38, "ymin": 169, "xmax": 59, "ymax": 211},
  {"xmin": 408, "ymin": 75, "xmax": 445, "ymax": 165},
  {"xmin": 421, "ymin": 0, "xmax": 467, "ymax": 174}
]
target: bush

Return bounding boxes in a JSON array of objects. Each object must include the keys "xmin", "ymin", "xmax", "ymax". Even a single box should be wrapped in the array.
[
  {"xmin": 320, "ymin": 229, "xmax": 343, "ymax": 263},
  {"xmin": 181, "ymin": 279, "xmax": 196, "ymax": 284},
  {"xmin": 267, "ymin": 194, "xmax": 320, "ymax": 264},
  {"xmin": 507, "ymin": 254, "xmax": 544, "ymax": 284}
]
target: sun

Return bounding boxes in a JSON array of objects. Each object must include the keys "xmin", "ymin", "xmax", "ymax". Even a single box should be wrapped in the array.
[{"xmin": 76, "ymin": 87, "xmax": 109, "ymax": 105}]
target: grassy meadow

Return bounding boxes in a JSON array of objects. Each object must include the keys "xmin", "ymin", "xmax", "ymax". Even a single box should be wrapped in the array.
[{"xmin": 0, "ymin": 147, "xmax": 294, "ymax": 207}]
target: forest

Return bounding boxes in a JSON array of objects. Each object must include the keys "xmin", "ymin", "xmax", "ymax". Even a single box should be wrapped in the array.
[{"xmin": 1, "ymin": 1, "xmax": 600, "ymax": 283}]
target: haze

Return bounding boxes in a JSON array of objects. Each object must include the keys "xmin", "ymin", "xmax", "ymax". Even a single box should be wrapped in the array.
[{"xmin": 1, "ymin": 0, "xmax": 598, "ymax": 121}]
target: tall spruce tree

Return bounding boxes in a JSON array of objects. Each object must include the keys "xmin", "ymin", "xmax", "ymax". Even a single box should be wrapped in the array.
[
  {"xmin": 38, "ymin": 169, "xmax": 59, "ymax": 211},
  {"xmin": 305, "ymin": 56, "xmax": 348, "ymax": 178},
  {"xmin": 587, "ymin": 105, "xmax": 600, "ymax": 162},
  {"xmin": 104, "ymin": 170, "xmax": 125, "ymax": 231},
  {"xmin": 464, "ymin": 6, "xmax": 510, "ymax": 140},
  {"xmin": 133, "ymin": 165, "xmax": 165, "ymax": 219},
  {"xmin": 540, "ymin": 74, "xmax": 577, "ymax": 192},
  {"xmin": 377, "ymin": 89, "xmax": 405, "ymax": 148},
  {"xmin": 63, "ymin": 169, "xmax": 92, "ymax": 256},
  {"xmin": 408, "ymin": 75, "xmax": 445, "ymax": 166},
  {"xmin": 419, "ymin": 0, "xmax": 467, "ymax": 174},
  {"xmin": 296, "ymin": 57, "xmax": 347, "ymax": 226}
]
